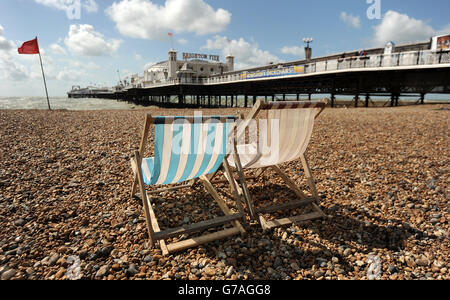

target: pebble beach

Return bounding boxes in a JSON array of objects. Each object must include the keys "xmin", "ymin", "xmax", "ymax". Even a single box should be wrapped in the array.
[{"xmin": 0, "ymin": 104, "xmax": 448, "ymax": 280}]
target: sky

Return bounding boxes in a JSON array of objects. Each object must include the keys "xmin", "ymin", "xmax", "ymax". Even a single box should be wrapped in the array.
[{"xmin": 0, "ymin": 0, "xmax": 449, "ymax": 96}]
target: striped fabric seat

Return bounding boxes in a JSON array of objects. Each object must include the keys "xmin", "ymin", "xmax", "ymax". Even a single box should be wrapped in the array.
[
  {"xmin": 228, "ymin": 100, "xmax": 325, "ymax": 169},
  {"xmin": 140, "ymin": 116, "xmax": 235, "ymax": 186}
]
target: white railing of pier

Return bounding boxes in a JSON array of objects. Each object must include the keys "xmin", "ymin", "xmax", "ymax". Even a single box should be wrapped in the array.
[{"xmin": 131, "ymin": 50, "xmax": 449, "ymax": 89}]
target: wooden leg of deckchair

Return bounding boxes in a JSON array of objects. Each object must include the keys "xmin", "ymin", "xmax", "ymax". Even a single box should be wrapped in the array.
[
  {"xmin": 231, "ymin": 142, "xmax": 257, "ymax": 220},
  {"xmin": 133, "ymin": 151, "xmax": 156, "ymax": 248},
  {"xmin": 259, "ymin": 210, "xmax": 326, "ymax": 231},
  {"xmin": 300, "ymin": 154, "xmax": 320, "ymax": 204},
  {"xmin": 222, "ymin": 159, "xmax": 244, "ymax": 215},
  {"xmin": 131, "ymin": 114, "xmax": 152, "ymax": 200},
  {"xmin": 165, "ymin": 228, "xmax": 241, "ymax": 254},
  {"xmin": 200, "ymin": 175, "xmax": 246, "ymax": 236},
  {"xmin": 145, "ymin": 192, "xmax": 169, "ymax": 255},
  {"xmin": 147, "ymin": 179, "xmax": 197, "ymax": 195},
  {"xmin": 131, "ymin": 176, "xmax": 138, "ymax": 200}
]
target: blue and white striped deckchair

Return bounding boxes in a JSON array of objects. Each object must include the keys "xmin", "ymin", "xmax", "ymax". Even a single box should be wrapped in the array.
[{"xmin": 130, "ymin": 114, "xmax": 246, "ymax": 256}]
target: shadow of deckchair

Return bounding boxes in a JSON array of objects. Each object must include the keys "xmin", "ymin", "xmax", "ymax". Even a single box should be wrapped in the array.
[{"xmin": 302, "ymin": 203, "xmax": 423, "ymax": 251}]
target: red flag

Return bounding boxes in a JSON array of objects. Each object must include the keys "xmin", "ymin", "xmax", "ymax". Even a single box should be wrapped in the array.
[
  {"xmin": 18, "ymin": 38, "xmax": 40, "ymax": 55},
  {"xmin": 168, "ymin": 32, "xmax": 173, "ymax": 37}
]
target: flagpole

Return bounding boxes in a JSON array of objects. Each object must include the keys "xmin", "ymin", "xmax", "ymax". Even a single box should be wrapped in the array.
[{"xmin": 37, "ymin": 37, "xmax": 51, "ymax": 111}]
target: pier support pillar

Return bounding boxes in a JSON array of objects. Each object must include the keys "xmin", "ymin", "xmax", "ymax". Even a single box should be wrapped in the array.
[
  {"xmin": 330, "ymin": 94, "xmax": 336, "ymax": 108},
  {"xmin": 297, "ymin": 94, "xmax": 300, "ymax": 101},
  {"xmin": 420, "ymin": 93, "xmax": 425, "ymax": 105},
  {"xmin": 365, "ymin": 94, "xmax": 370, "ymax": 108},
  {"xmin": 354, "ymin": 94, "xmax": 359, "ymax": 108},
  {"xmin": 245, "ymin": 95, "xmax": 248, "ymax": 108},
  {"xmin": 253, "ymin": 95, "xmax": 257, "ymax": 106},
  {"xmin": 308, "ymin": 94, "xmax": 312, "ymax": 101}
]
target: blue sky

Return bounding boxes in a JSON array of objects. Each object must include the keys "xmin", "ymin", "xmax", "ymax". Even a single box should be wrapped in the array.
[{"xmin": 0, "ymin": 0, "xmax": 449, "ymax": 96}]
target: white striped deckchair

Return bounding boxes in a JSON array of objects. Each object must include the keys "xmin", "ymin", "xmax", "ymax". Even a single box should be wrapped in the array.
[
  {"xmin": 227, "ymin": 99, "xmax": 328, "ymax": 230},
  {"xmin": 130, "ymin": 114, "xmax": 246, "ymax": 256}
]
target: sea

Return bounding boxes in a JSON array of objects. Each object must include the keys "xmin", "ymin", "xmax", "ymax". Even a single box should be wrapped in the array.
[
  {"xmin": 0, "ymin": 95, "xmax": 448, "ymax": 110},
  {"xmin": 0, "ymin": 96, "xmax": 143, "ymax": 110}
]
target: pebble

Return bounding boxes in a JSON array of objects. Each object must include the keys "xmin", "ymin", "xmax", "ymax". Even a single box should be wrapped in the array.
[
  {"xmin": 290, "ymin": 262, "xmax": 300, "ymax": 271},
  {"xmin": 0, "ymin": 107, "xmax": 448, "ymax": 280},
  {"xmin": 274, "ymin": 257, "xmax": 282, "ymax": 268},
  {"xmin": 127, "ymin": 264, "xmax": 139, "ymax": 277},
  {"xmin": 1, "ymin": 269, "xmax": 16, "ymax": 280},
  {"xmin": 13, "ymin": 219, "xmax": 26, "ymax": 226},
  {"xmin": 225, "ymin": 266, "xmax": 234, "ymax": 278},
  {"xmin": 48, "ymin": 254, "xmax": 60, "ymax": 266},
  {"xmin": 204, "ymin": 267, "xmax": 216, "ymax": 277},
  {"xmin": 96, "ymin": 265, "xmax": 110, "ymax": 278},
  {"xmin": 144, "ymin": 255, "xmax": 153, "ymax": 263},
  {"xmin": 415, "ymin": 256, "xmax": 430, "ymax": 267},
  {"xmin": 314, "ymin": 270, "xmax": 324, "ymax": 278},
  {"xmin": 388, "ymin": 265, "xmax": 398, "ymax": 274}
]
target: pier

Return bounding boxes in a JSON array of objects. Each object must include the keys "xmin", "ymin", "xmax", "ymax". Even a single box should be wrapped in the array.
[{"xmin": 68, "ymin": 39, "xmax": 450, "ymax": 108}]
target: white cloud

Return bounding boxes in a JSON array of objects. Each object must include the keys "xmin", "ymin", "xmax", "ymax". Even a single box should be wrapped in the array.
[
  {"xmin": 281, "ymin": 46, "xmax": 304, "ymax": 58},
  {"xmin": 83, "ymin": 0, "xmax": 98, "ymax": 12},
  {"xmin": 177, "ymin": 38, "xmax": 188, "ymax": 45},
  {"xmin": 203, "ymin": 36, "xmax": 282, "ymax": 70},
  {"xmin": 34, "ymin": 0, "xmax": 98, "ymax": 13},
  {"xmin": 50, "ymin": 43, "xmax": 67, "ymax": 55},
  {"xmin": 372, "ymin": 11, "xmax": 435, "ymax": 46},
  {"xmin": 64, "ymin": 24, "xmax": 122, "ymax": 56},
  {"xmin": 0, "ymin": 59, "xmax": 29, "ymax": 81},
  {"xmin": 135, "ymin": 53, "xmax": 142, "ymax": 61},
  {"xmin": 0, "ymin": 25, "xmax": 15, "ymax": 51},
  {"xmin": 57, "ymin": 67, "xmax": 85, "ymax": 81},
  {"xmin": 106, "ymin": 0, "xmax": 231, "ymax": 40},
  {"xmin": 0, "ymin": 25, "xmax": 29, "ymax": 81},
  {"xmin": 340, "ymin": 12, "xmax": 361, "ymax": 29}
]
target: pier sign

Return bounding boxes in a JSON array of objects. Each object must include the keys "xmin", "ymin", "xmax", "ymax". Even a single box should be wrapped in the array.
[
  {"xmin": 432, "ymin": 34, "xmax": 450, "ymax": 51},
  {"xmin": 240, "ymin": 66, "xmax": 305, "ymax": 80},
  {"xmin": 183, "ymin": 53, "xmax": 220, "ymax": 61}
]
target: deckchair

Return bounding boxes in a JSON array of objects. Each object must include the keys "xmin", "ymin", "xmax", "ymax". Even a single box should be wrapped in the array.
[
  {"xmin": 227, "ymin": 99, "xmax": 328, "ymax": 230},
  {"xmin": 130, "ymin": 114, "xmax": 246, "ymax": 255}
]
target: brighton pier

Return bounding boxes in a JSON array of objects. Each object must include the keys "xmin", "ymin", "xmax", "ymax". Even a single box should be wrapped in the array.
[{"xmin": 68, "ymin": 36, "xmax": 450, "ymax": 108}]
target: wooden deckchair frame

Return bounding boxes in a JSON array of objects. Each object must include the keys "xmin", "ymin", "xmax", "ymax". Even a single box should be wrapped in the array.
[
  {"xmin": 130, "ymin": 114, "xmax": 246, "ymax": 256},
  {"xmin": 231, "ymin": 99, "xmax": 328, "ymax": 230}
]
